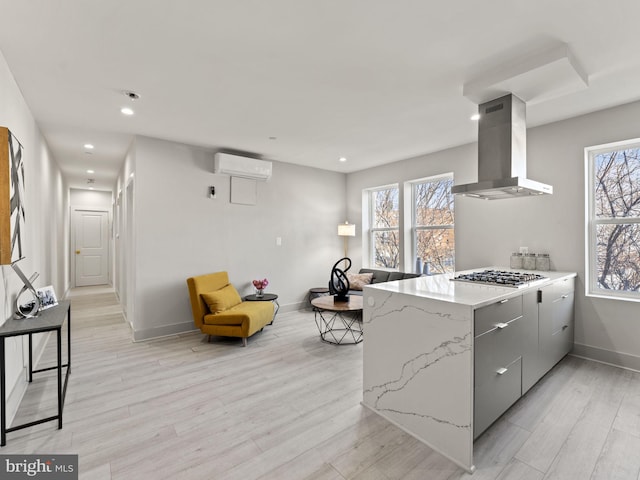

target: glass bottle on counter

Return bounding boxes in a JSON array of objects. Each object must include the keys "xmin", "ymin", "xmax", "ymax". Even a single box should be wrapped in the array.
[
  {"xmin": 510, "ymin": 253, "xmax": 523, "ymax": 269},
  {"xmin": 523, "ymin": 253, "xmax": 537, "ymax": 270},
  {"xmin": 536, "ymin": 253, "xmax": 550, "ymax": 271}
]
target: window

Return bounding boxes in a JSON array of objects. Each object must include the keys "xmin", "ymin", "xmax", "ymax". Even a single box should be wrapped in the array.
[
  {"xmin": 412, "ymin": 175, "xmax": 455, "ymax": 274},
  {"xmin": 369, "ymin": 186, "xmax": 399, "ymax": 269},
  {"xmin": 587, "ymin": 140, "xmax": 640, "ymax": 299}
]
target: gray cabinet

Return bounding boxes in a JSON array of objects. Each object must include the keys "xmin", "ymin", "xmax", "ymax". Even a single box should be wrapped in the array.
[
  {"xmin": 474, "ymin": 295, "xmax": 523, "ymax": 439},
  {"xmin": 473, "ymin": 277, "xmax": 575, "ymax": 439},
  {"xmin": 521, "ymin": 290, "xmax": 541, "ymax": 393},
  {"xmin": 538, "ymin": 277, "xmax": 575, "ymax": 376}
]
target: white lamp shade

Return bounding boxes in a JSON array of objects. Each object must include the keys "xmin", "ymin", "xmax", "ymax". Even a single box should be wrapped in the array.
[{"xmin": 338, "ymin": 223, "xmax": 356, "ymax": 237}]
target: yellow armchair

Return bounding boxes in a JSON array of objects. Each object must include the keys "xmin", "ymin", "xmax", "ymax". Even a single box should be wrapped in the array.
[{"xmin": 187, "ymin": 271, "xmax": 274, "ymax": 346}]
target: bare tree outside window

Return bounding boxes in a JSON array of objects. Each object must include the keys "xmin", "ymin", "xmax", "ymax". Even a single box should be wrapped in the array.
[
  {"xmin": 370, "ymin": 187, "xmax": 399, "ymax": 269},
  {"xmin": 593, "ymin": 147, "xmax": 640, "ymax": 293},
  {"xmin": 414, "ymin": 176, "xmax": 455, "ymax": 274}
]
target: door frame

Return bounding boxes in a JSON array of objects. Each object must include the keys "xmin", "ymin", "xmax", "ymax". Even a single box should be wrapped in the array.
[{"xmin": 70, "ymin": 206, "xmax": 112, "ymax": 288}]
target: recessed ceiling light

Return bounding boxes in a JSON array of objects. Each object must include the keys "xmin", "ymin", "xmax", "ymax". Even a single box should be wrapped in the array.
[
  {"xmin": 121, "ymin": 107, "xmax": 134, "ymax": 116},
  {"xmin": 89, "ymin": 187, "xmax": 94, "ymax": 190},
  {"xmin": 339, "ymin": 157, "xmax": 347, "ymax": 162},
  {"xmin": 470, "ymin": 113, "xmax": 481, "ymax": 121},
  {"xmin": 87, "ymin": 169, "xmax": 95, "ymax": 174},
  {"xmin": 84, "ymin": 143, "xmax": 94, "ymax": 150}
]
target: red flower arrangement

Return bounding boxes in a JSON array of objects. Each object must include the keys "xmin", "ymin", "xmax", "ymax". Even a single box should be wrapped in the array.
[{"xmin": 252, "ymin": 278, "xmax": 269, "ymax": 291}]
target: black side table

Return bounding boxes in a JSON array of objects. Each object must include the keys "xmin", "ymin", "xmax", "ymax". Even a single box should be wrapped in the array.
[
  {"xmin": 308, "ymin": 287, "xmax": 330, "ymax": 311},
  {"xmin": 244, "ymin": 293, "xmax": 279, "ymax": 324},
  {"xmin": 0, "ymin": 301, "xmax": 71, "ymax": 446}
]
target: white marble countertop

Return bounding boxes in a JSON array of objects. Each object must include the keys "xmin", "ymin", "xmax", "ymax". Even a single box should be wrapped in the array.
[{"xmin": 364, "ymin": 267, "xmax": 577, "ymax": 309}]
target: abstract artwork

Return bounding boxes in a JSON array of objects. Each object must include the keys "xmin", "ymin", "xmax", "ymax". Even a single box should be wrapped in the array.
[{"xmin": 0, "ymin": 126, "xmax": 25, "ymax": 265}]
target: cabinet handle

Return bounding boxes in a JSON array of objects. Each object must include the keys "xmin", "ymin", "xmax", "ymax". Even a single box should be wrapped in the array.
[
  {"xmin": 499, "ymin": 299, "xmax": 509, "ymax": 304},
  {"xmin": 496, "ymin": 367, "xmax": 508, "ymax": 375},
  {"xmin": 562, "ymin": 325, "xmax": 569, "ymax": 330},
  {"xmin": 495, "ymin": 322, "xmax": 509, "ymax": 329},
  {"xmin": 561, "ymin": 294, "xmax": 569, "ymax": 299}
]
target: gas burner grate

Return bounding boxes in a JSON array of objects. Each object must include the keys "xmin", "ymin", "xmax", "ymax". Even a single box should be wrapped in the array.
[{"xmin": 452, "ymin": 269, "xmax": 548, "ymax": 288}]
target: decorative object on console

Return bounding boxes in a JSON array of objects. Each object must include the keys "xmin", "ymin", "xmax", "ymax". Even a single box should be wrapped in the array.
[
  {"xmin": 11, "ymin": 260, "xmax": 40, "ymax": 318},
  {"xmin": 252, "ymin": 278, "xmax": 269, "ymax": 297},
  {"xmin": 329, "ymin": 257, "xmax": 351, "ymax": 302},
  {"xmin": 0, "ymin": 127, "xmax": 26, "ymax": 265}
]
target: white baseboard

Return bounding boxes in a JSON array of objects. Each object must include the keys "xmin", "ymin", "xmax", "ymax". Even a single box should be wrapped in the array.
[
  {"xmin": 132, "ymin": 301, "xmax": 307, "ymax": 342},
  {"xmin": 572, "ymin": 343, "xmax": 640, "ymax": 373},
  {"xmin": 132, "ymin": 321, "xmax": 196, "ymax": 342},
  {"xmin": 278, "ymin": 301, "xmax": 306, "ymax": 314}
]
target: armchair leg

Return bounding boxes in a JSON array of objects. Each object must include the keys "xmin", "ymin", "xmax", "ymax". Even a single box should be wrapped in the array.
[{"xmin": 242, "ymin": 337, "xmax": 248, "ymax": 347}]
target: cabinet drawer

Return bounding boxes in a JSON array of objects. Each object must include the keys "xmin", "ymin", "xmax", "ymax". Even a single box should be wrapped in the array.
[
  {"xmin": 543, "ymin": 277, "xmax": 575, "ymax": 300},
  {"xmin": 474, "ymin": 295, "xmax": 523, "ymax": 337},
  {"xmin": 474, "ymin": 315, "xmax": 524, "ymax": 388},
  {"xmin": 549, "ymin": 291, "xmax": 574, "ymax": 366},
  {"xmin": 474, "ymin": 357, "xmax": 522, "ymax": 439}
]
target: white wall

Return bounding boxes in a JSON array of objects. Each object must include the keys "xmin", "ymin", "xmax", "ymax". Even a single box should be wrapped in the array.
[
  {"xmin": 70, "ymin": 188, "xmax": 112, "ymax": 209},
  {"xmin": 114, "ymin": 140, "xmax": 136, "ymax": 326},
  {"xmin": 0, "ymin": 50, "xmax": 68, "ymax": 422},
  {"xmin": 347, "ymin": 100, "xmax": 640, "ymax": 371},
  {"xmin": 118, "ymin": 135, "xmax": 347, "ymax": 341}
]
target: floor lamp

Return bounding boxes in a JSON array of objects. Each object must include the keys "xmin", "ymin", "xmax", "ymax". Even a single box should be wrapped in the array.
[{"xmin": 337, "ymin": 222, "xmax": 356, "ymax": 267}]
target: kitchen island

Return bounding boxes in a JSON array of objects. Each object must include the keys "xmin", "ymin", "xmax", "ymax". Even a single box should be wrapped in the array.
[{"xmin": 362, "ymin": 268, "xmax": 576, "ymax": 473}]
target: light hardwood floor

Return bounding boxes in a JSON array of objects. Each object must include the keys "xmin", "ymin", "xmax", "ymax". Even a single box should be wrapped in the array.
[{"xmin": 4, "ymin": 286, "xmax": 640, "ymax": 480}]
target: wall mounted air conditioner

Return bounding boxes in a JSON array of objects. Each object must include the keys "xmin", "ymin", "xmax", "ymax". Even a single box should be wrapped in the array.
[{"xmin": 214, "ymin": 152, "xmax": 272, "ymax": 181}]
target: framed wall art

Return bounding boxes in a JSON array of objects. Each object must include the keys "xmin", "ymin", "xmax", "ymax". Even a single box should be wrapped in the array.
[{"xmin": 0, "ymin": 126, "xmax": 25, "ymax": 265}]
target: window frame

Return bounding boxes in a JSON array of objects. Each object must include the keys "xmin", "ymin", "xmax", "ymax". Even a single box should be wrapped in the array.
[
  {"xmin": 368, "ymin": 184, "xmax": 400, "ymax": 270},
  {"xmin": 585, "ymin": 138, "xmax": 640, "ymax": 302},
  {"xmin": 410, "ymin": 173, "xmax": 455, "ymax": 274}
]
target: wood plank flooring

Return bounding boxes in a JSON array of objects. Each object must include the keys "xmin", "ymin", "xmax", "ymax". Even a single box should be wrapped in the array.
[{"xmin": 4, "ymin": 286, "xmax": 640, "ymax": 479}]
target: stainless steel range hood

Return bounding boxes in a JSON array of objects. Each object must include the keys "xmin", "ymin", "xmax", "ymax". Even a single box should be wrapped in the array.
[{"xmin": 452, "ymin": 94, "xmax": 552, "ymax": 199}]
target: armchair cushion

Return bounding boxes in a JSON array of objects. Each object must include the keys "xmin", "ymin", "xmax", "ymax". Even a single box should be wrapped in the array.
[
  {"xmin": 201, "ymin": 283, "xmax": 242, "ymax": 314},
  {"xmin": 203, "ymin": 301, "xmax": 273, "ymax": 327}
]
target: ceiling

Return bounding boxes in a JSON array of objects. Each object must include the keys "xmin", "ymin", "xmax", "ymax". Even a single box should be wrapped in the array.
[{"xmin": 0, "ymin": 0, "xmax": 639, "ymax": 191}]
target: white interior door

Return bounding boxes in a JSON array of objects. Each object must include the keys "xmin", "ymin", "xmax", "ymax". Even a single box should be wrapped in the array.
[{"xmin": 74, "ymin": 209, "xmax": 109, "ymax": 286}]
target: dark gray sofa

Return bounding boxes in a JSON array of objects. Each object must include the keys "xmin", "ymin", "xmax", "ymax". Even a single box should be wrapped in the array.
[{"xmin": 348, "ymin": 268, "xmax": 422, "ymax": 295}]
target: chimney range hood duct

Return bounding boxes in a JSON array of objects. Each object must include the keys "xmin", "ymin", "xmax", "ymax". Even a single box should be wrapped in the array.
[{"xmin": 452, "ymin": 94, "xmax": 552, "ymax": 199}]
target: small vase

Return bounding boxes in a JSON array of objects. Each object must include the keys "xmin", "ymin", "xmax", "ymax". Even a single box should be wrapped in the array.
[{"xmin": 256, "ymin": 289, "xmax": 264, "ymax": 298}]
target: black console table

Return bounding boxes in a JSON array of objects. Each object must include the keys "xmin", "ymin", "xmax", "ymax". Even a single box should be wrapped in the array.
[{"xmin": 0, "ymin": 300, "xmax": 71, "ymax": 446}]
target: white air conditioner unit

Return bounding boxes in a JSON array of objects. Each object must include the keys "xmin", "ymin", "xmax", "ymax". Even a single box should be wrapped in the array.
[{"xmin": 214, "ymin": 152, "xmax": 272, "ymax": 181}]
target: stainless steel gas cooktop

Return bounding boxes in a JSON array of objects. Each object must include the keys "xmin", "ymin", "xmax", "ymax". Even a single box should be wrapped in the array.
[{"xmin": 451, "ymin": 269, "xmax": 548, "ymax": 288}]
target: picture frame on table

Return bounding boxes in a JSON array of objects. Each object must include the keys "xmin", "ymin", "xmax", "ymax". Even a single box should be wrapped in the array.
[{"xmin": 36, "ymin": 285, "xmax": 58, "ymax": 311}]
